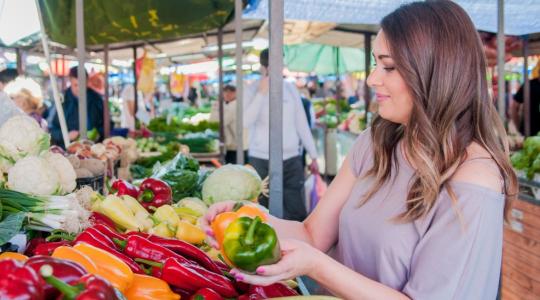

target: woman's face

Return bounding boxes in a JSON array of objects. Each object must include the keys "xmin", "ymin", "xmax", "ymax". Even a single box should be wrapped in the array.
[{"xmin": 367, "ymin": 31, "xmax": 413, "ymax": 125}]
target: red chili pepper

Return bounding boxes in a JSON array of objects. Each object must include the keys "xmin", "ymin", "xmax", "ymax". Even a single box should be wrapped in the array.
[
  {"xmin": 89, "ymin": 212, "xmax": 117, "ymax": 229},
  {"xmin": 111, "ymin": 179, "xmax": 139, "ymax": 198},
  {"xmin": 34, "ymin": 241, "xmax": 71, "ymax": 256},
  {"xmin": 126, "ymin": 231, "xmax": 222, "ymax": 274},
  {"xmin": 238, "ymin": 282, "xmax": 299, "ymax": 300},
  {"xmin": 190, "ymin": 288, "xmax": 224, "ymax": 300},
  {"xmin": 137, "ymin": 257, "xmax": 237, "ymax": 298},
  {"xmin": 40, "ymin": 264, "xmax": 122, "ymax": 300},
  {"xmin": 74, "ymin": 229, "xmax": 144, "ymax": 274},
  {"xmin": 114, "ymin": 235, "xmax": 193, "ymax": 265},
  {"xmin": 137, "ymin": 178, "xmax": 172, "ymax": 210},
  {"xmin": 25, "ymin": 255, "xmax": 87, "ymax": 299},
  {"xmin": 25, "ymin": 237, "xmax": 46, "ymax": 256},
  {"xmin": 0, "ymin": 259, "xmax": 44, "ymax": 300},
  {"xmin": 91, "ymin": 223, "xmax": 126, "ymax": 241}
]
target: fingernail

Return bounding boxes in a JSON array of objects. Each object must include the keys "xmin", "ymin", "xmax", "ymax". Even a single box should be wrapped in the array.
[{"xmin": 257, "ymin": 267, "xmax": 265, "ymax": 274}]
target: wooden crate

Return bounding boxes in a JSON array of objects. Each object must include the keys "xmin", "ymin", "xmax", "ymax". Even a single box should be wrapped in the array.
[{"xmin": 502, "ymin": 198, "xmax": 540, "ymax": 300}]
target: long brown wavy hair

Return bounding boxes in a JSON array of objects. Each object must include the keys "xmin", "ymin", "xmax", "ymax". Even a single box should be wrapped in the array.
[{"xmin": 362, "ymin": 0, "xmax": 517, "ymax": 221}]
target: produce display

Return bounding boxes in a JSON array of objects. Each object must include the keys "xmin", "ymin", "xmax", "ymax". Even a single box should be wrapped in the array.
[
  {"xmin": 0, "ymin": 115, "xmax": 309, "ymax": 299},
  {"xmin": 511, "ymin": 134, "xmax": 540, "ymax": 179}
]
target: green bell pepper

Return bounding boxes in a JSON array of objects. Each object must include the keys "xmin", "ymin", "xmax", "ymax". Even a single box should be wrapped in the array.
[{"xmin": 222, "ymin": 216, "xmax": 281, "ymax": 273}]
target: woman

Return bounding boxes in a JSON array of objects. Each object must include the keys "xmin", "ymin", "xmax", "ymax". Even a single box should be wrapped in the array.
[
  {"xmin": 203, "ymin": 1, "xmax": 517, "ymax": 299},
  {"xmin": 6, "ymin": 77, "xmax": 47, "ymax": 130}
]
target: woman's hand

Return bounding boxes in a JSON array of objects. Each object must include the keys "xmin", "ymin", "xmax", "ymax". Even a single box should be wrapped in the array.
[
  {"xmin": 200, "ymin": 200, "xmax": 237, "ymax": 248},
  {"xmin": 230, "ymin": 238, "xmax": 323, "ymax": 286}
]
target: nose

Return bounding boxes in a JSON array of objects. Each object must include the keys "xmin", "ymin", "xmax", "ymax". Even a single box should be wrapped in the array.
[{"xmin": 366, "ymin": 67, "xmax": 382, "ymax": 88}]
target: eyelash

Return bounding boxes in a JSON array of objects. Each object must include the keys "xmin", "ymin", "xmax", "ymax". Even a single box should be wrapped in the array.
[{"xmin": 373, "ymin": 63, "xmax": 395, "ymax": 72}]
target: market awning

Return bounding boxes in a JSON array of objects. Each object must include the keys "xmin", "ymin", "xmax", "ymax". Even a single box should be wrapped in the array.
[
  {"xmin": 244, "ymin": 0, "xmax": 540, "ymax": 36},
  {"xmin": 38, "ymin": 0, "xmax": 239, "ymax": 48},
  {"xmin": 284, "ymin": 43, "xmax": 365, "ymax": 75}
]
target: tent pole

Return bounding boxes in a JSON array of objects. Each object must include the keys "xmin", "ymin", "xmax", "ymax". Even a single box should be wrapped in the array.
[
  {"xmin": 104, "ymin": 44, "xmax": 110, "ymax": 138},
  {"xmin": 35, "ymin": 0, "xmax": 69, "ymax": 147},
  {"xmin": 235, "ymin": 0, "xmax": 244, "ymax": 165},
  {"xmin": 496, "ymin": 0, "xmax": 505, "ymax": 121},
  {"xmin": 133, "ymin": 47, "xmax": 138, "ymax": 118},
  {"xmin": 268, "ymin": 0, "xmax": 284, "ymax": 218},
  {"xmin": 218, "ymin": 26, "xmax": 225, "ymax": 163},
  {"xmin": 16, "ymin": 48, "xmax": 24, "ymax": 75},
  {"xmin": 523, "ymin": 37, "xmax": 530, "ymax": 136},
  {"xmin": 364, "ymin": 33, "xmax": 372, "ymax": 111},
  {"xmin": 76, "ymin": 0, "xmax": 87, "ymax": 139}
]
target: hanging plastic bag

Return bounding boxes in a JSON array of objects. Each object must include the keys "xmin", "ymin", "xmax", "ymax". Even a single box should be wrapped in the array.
[
  {"xmin": 305, "ymin": 174, "xmax": 327, "ymax": 213},
  {"xmin": 136, "ymin": 51, "xmax": 156, "ymax": 94}
]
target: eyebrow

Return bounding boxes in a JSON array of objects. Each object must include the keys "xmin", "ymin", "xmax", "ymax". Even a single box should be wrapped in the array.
[{"xmin": 372, "ymin": 53, "xmax": 392, "ymax": 59}]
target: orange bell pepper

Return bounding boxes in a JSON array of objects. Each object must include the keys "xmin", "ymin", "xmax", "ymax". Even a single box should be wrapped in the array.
[
  {"xmin": 124, "ymin": 274, "xmax": 180, "ymax": 300},
  {"xmin": 73, "ymin": 242, "xmax": 134, "ymax": 292},
  {"xmin": 211, "ymin": 203, "xmax": 268, "ymax": 245},
  {"xmin": 51, "ymin": 246, "xmax": 98, "ymax": 274},
  {"xmin": 0, "ymin": 252, "xmax": 28, "ymax": 261}
]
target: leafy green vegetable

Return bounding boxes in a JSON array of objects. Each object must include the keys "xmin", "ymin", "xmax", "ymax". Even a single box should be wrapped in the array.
[
  {"xmin": 150, "ymin": 153, "xmax": 204, "ymax": 202},
  {"xmin": 0, "ymin": 212, "xmax": 25, "ymax": 245},
  {"xmin": 179, "ymin": 131, "xmax": 218, "ymax": 153}
]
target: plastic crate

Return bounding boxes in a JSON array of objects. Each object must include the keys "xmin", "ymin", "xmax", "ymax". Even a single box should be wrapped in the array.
[{"xmin": 76, "ymin": 175, "xmax": 105, "ymax": 193}]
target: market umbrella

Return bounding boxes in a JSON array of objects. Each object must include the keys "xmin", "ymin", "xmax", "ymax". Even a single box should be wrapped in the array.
[
  {"xmin": 284, "ymin": 43, "xmax": 365, "ymax": 75},
  {"xmin": 38, "ymin": 0, "xmax": 237, "ymax": 47},
  {"xmin": 0, "ymin": 0, "xmax": 40, "ymax": 47}
]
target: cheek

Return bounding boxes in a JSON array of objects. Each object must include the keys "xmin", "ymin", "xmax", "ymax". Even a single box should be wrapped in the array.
[{"xmin": 382, "ymin": 75, "xmax": 414, "ymax": 123}]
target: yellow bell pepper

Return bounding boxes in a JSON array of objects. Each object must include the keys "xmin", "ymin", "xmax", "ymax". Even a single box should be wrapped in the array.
[
  {"xmin": 124, "ymin": 274, "xmax": 180, "ymax": 300},
  {"xmin": 51, "ymin": 246, "xmax": 98, "ymax": 274},
  {"xmin": 175, "ymin": 220, "xmax": 206, "ymax": 245},
  {"xmin": 0, "ymin": 252, "xmax": 28, "ymax": 261},
  {"xmin": 149, "ymin": 222, "xmax": 176, "ymax": 238},
  {"xmin": 100, "ymin": 195, "xmax": 142, "ymax": 231},
  {"xmin": 122, "ymin": 195, "xmax": 154, "ymax": 230},
  {"xmin": 153, "ymin": 205, "xmax": 181, "ymax": 226},
  {"xmin": 73, "ymin": 242, "xmax": 134, "ymax": 292},
  {"xmin": 174, "ymin": 206, "xmax": 200, "ymax": 225}
]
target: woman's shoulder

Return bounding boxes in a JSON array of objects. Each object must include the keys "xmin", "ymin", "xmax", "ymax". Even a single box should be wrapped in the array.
[{"xmin": 348, "ymin": 128, "xmax": 374, "ymax": 177}]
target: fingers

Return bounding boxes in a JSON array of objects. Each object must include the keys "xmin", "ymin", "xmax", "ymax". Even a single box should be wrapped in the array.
[{"xmin": 230, "ymin": 269, "xmax": 289, "ymax": 287}]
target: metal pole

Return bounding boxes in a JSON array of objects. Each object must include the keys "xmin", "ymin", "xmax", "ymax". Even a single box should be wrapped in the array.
[
  {"xmin": 133, "ymin": 47, "xmax": 138, "ymax": 117},
  {"xmin": 364, "ymin": 33, "xmax": 372, "ymax": 110},
  {"xmin": 76, "ymin": 0, "xmax": 87, "ymax": 139},
  {"xmin": 235, "ymin": 0, "xmax": 244, "ymax": 164},
  {"xmin": 16, "ymin": 48, "xmax": 24, "ymax": 75},
  {"xmin": 218, "ymin": 26, "xmax": 226, "ymax": 163},
  {"xmin": 35, "ymin": 0, "xmax": 70, "ymax": 147},
  {"xmin": 104, "ymin": 44, "xmax": 110, "ymax": 138},
  {"xmin": 268, "ymin": 0, "xmax": 284, "ymax": 218},
  {"xmin": 523, "ymin": 37, "xmax": 530, "ymax": 136},
  {"xmin": 497, "ymin": 0, "xmax": 505, "ymax": 121}
]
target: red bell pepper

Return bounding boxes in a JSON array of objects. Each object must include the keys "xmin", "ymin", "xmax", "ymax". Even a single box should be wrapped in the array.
[
  {"xmin": 110, "ymin": 179, "xmax": 139, "ymax": 198},
  {"xmin": 126, "ymin": 231, "xmax": 222, "ymax": 274},
  {"xmin": 89, "ymin": 212, "xmax": 117, "ymax": 229},
  {"xmin": 34, "ymin": 241, "xmax": 72, "ymax": 256},
  {"xmin": 25, "ymin": 256, "xmax": 87, "ymax": 299},
  {"xmin": 40, "ymin": 264, "xmax": 122, "ymax": 300},
  {"xmin": 136, "ymin": 257, "xmax": 238, "ymax": 298},
  {"xmin": 137, "ymin": 178, "xmax": 172, "ymax": 210},
  {"xmin": 74, "ymin": 228, "xmax": 144, "ymax": 274},
  {"xmin": 0, "ymin": 259, "xmax": 44, "ymax": 300},
  {"xmin": 238, "ymin": 282, "xmax": 299, "ymax": 300},
  {"xmin": 190, "ymin": 288, "xmax": 224, "ymax": 300}
]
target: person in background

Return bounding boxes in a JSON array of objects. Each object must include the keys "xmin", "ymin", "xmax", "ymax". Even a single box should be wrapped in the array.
[
  {"xmin": 210, "ymin": 85, "xmax": 248, "ymax": 164},
  {"xmin": 6, "ymin": 77, "xmax": 47, "ymax": 130},
  {"xmin": 510, "ymin": 62, "xmax": 540, "ymax": 136},
  {"xmin": 50, "ymin": 66, "xmax": 105, "ymax": 147},
  {"xmin": 120, "ymin": 84, "xmax": 138, "ymax": 130},
  {"xmin": 243, "ymin": 49, "xmax": 319, "ymax": 222},
  {"xmin": 0, "ymin": 68, "xmax": 24, "ymax": 127},
  {"xmin": 203, "ymin": 1, "xmax": 516, "ymax": 299}
]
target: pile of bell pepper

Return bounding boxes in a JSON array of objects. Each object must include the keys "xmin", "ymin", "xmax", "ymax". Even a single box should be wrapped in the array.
[{"xmin": 111, "ymin": 178, "xmax": 173, "ymax": 211}]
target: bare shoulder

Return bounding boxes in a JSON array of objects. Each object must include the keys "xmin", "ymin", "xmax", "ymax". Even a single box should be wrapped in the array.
[{"xmin": 451, "ymin": 143, "xmax": 502, "ymax": 193}]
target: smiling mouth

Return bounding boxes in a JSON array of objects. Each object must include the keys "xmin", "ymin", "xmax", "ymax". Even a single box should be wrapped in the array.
[{"xmin": 375, "ymin": 93, "xmax": 390, "ymax": 102}]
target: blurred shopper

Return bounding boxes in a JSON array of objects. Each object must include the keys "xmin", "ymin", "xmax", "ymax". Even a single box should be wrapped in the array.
[
  {"xmin": 210, "ymin": 85, "xmax": 248, "ymax": 164},
  {"xmin": 50, "ymin": 66, "xmax": 105, "ymax": 147},
  {"xmin": 243, "ymin": 49, "xmax": 319, "ymax": 221},
  {"xmin": 510, "ymin": 62, "xmax": 540, "ymax": 136},
  {"xmin": 6, "ymin": 77, "xmax": 47, "ymax": 130},
  {"xmin": 0, "ymin": 69, "xmax": 24, "ymax": 127}
]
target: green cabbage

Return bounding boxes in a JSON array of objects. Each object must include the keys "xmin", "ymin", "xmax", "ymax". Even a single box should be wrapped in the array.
[{"xmin": 201, "ymin": 165, "xmax": 267, "ymax": 205}]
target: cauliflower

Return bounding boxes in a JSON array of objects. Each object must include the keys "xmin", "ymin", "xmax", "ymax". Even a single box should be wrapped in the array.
[
  {"xmin": 0, "ymin": 115, "xmax": 50, "ymax": 172},
  {"xmin": 43, "ymin": 152, "xmax": 77, "ymax": 194},
  {"xmin": 8, "ymin": 156, "xmax": 61, "ymax": 195}
]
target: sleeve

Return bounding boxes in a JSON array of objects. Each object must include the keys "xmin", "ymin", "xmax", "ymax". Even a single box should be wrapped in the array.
[
  {"xmin": 402, "ymin": 186, "xmax": 504, "ymax": 300},
  {"xmin": 514, "ymin": 84, "xmax": 524, "ymax": 103},
  {"xmin": 347, "ymin": 128, "xmax": 372, "ymax": 177},
  {"xmin": 243, "ymin": 81, "xmax": 265, "ymax": 128},
  {"xmin": 290, "ymin": 84, "xmax": 318, "ymax": 159},
  {"xmin": 209, "ymin": 101, "xmax": 219, "ymax": 122}
]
